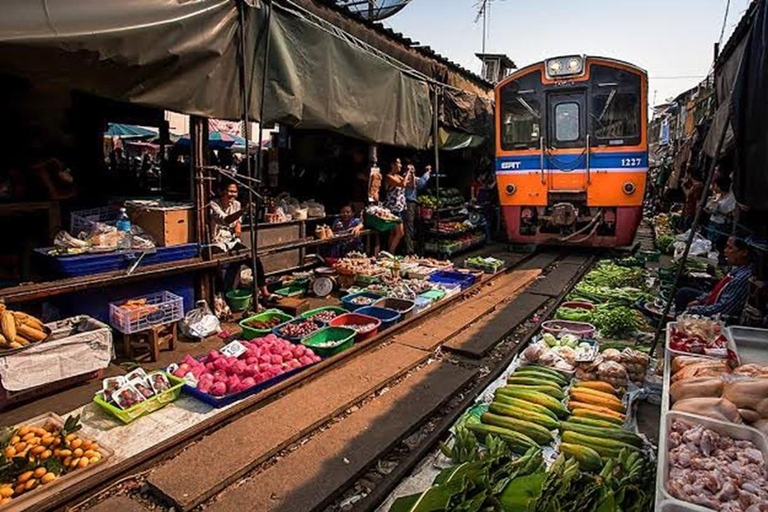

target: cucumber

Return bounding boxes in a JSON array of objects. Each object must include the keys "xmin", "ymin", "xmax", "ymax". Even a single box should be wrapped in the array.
[
  {"xmin": 481, "ymin": 412, "xmax": 554, "ymax": 445},
  {"xmin": 493, "ymin": 394, "xmax": 558, "ymax": 421},
  {"xmin": 488, "ymin": 402, "xmax": 560, "ymax": 430},
  {"xmin": 559, "ymin": 421, "xmax": 643, "ymax": 447},
  {"xmin": 514, "ymin": 365, "xmax": 569, "ymax": 385}
]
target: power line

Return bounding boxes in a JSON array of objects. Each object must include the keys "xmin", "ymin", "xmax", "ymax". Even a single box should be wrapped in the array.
[
  {"xmin": 718, "ymin": 0, "xmax": 732, "ymax": 46},
  {"xmin": 650, "ymin": 75, "xmax": 708, "ymax": 79}
]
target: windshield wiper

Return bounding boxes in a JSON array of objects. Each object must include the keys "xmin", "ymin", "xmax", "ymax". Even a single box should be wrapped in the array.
[{"xmin": 517, "ymin": 97, "xmax": 540, "ymax": 119}]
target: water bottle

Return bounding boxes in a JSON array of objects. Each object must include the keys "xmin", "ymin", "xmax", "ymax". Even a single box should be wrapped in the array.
[{"xmin": 116, "ymin": 207, "xmax": 132, "ymax": 250}]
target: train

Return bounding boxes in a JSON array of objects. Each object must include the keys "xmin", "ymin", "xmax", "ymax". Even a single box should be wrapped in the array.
[{"xmin": 494, "ymin": 55, "xmax": 648, "ymax": 247}]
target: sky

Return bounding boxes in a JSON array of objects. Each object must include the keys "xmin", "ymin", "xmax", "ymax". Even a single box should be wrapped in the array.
[{"xmin": 384, "ymin": 0, "xmax": 752, "ymax": 105}]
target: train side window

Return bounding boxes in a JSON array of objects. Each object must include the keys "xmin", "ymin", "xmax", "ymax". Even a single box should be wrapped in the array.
[{"xmin": 554, "ymin": 102, "xmax": 580, "ymax": 142}]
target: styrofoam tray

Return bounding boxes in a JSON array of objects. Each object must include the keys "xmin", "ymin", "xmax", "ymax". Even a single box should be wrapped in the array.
[
  {"xmin": 665, "ymin": 321, "xmax": 740, "ymax": 364},
  {"xmin": 657, "ymin": 499, "xmax": 715, "ymax": 512},
  {"xmin": 656, "ymin": 411, "xmax": 768, "ymax": 512},
  {"xmin": 726, "ymin": 326, "xmax": 768, "ymax": 365}
]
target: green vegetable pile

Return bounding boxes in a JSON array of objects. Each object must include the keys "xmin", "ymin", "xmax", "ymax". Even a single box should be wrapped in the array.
[
  {"xmin": 582, "ymin": 262, "xmax": 646, "ymax": 289},
  {"xmin": 591, "ymin": 306, "xmax": 642, "ymax": 339},
  {"xmin": 567, "ymin": 282, "xmax": 650, "ymax": 307},
  {"xmin": 390, "ymin": 426, "xmax": 655, "ymax": 512},
  {"xmin": 555, "ymin": 307, "xmax": 593, "ymax": 323},
  {"xmin": 615, "ymin": 256, "xmax": 644, "ymax": 268},
  {"xmin": 655, "ymin": 235, "xmax": 674, "ymax": 254}
]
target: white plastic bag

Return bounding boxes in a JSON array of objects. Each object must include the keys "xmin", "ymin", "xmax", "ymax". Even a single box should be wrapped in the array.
[{"xmin": 180, "ymin": 300, "xmax": 221, "ymax": 339}]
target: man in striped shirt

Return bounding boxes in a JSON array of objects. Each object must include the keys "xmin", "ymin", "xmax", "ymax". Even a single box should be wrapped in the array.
[{"xmin": 674, "ymin": 236, "xmax": 753, "ymax": 318}]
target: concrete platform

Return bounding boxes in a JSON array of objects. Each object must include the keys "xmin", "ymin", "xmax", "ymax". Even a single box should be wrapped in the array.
[
  {"xmin": 147, "ymin": 343, "xmax": 431, "ymax": 511},
  {"xmin": 204, "ymin": 360, "xmax": 477, "ymax": 512},
  {"xmin": 85, "ymin": 496, "xmax": 148, "ymax": 512}
]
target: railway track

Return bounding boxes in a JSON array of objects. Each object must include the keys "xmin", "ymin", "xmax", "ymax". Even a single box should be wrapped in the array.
[{"xmin": 53, "ymin": 248, "xmax": 596, "ymax": 512}]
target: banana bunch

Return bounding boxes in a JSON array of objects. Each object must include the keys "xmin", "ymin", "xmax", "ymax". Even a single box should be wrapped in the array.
[{"xmin": 0, "ymin": 304, "xmax": 47, "ymax": 350}]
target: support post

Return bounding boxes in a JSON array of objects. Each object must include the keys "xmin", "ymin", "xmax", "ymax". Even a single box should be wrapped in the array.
[{"xmin": 649, "ymin": 113, "xmax": 730, "ymax": 355}]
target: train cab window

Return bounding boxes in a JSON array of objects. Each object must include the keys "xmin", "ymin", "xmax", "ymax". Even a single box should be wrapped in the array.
[
  {"xmin": 590, "ymin": 65, "xmax": 642, "ymax": 145},
  {"xmin": 500, "ymin": 71, "xmax": 542, "ymax": 150},
  {"xmin": 554, "ymin": 103, "xmax": 580, "ymax": 142}
]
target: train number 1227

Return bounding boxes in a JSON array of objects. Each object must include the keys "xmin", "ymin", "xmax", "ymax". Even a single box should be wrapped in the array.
[{"xmin": 620, "ymin": 158, "xmax": 643, "ymax": 167}]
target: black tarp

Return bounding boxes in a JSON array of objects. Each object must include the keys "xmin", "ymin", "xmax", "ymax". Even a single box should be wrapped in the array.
[
  {"xmin": 0, "ymin": 0, "xmax": 434, "ymax": 148},
  {"xmin": 732, "ymin": 0, "xmax": 768, "ymax": 210}
]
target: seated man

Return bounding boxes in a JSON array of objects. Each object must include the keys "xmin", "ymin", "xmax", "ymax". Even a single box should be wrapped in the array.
[
  {"xmin": 329, "ymin": 204, "xmax": 364, "ymax": 258},
  {"xmin": 675, "ymin": 236, "xmax": 753, "ymax": 318}
]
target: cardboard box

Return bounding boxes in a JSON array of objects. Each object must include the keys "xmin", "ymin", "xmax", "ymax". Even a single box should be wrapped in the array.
[{"xmin": 127, "ymin": 201, "xmax": 194, "ymax": 247}]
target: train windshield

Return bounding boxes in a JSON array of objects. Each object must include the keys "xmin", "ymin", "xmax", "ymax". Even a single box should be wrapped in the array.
[
  {"xmin": 589, "ymin": 65, "xmax": 641, "ymax": 145},
  {"xmin": 500, "ymin": 71, "xmax": 542, "ymax": 150}
]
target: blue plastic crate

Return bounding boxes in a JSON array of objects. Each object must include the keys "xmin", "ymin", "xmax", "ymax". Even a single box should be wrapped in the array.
[
  {"xmin": 34, "ymin": 243, "xmax": 199, "ymax": 278},
  {"xmin": 353, "ymin": 306, "xmax": 401, "ymax": 331},
  {"xmin": 428, "ymin": 270, "xmax": 476, "ymax": 290},
  {"xmin": 183, "ymin": 361, "xmax": 317, "ymax": 408},
  {"xmin": 341, "ymin": 291, "xmax": 381, "ymax": 311}
]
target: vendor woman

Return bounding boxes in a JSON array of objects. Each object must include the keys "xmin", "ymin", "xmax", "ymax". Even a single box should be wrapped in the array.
[
  {"xmin": 330, "ymin": 204, "xmax": 364, "ymax": 257},
  {"xmin": 674, "ymin": 236, "xmax": 754, "ymax": 318},
  {"xmin": 210, "ymin": 181, "xmax": 269, "ymax": 299}
]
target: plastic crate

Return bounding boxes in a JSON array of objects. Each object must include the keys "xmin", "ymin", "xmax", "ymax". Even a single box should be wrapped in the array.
[
  {"xmin": 70, "ymin": 206, "xmax": 119, "ymax": 235},
  {"xmin": 364, "ymin": 213, "xmax": 401, "ymax": 232},
  {"xmin": 272, "ymin": 317, "xmax": 324, "ymax": 343},
  {"xmin": 354, "ymin": 306, "xmax": 401, "ymax": 330},
  {"xmin": 419, "ymin": 289, "xmax": 446, "ymax": 302},
  {"xmin": 240, "ymin": 310, "xmax": 294, "ymax": 340},
  {"xmin": 372, "ymin": 297, "xmax": 416, "ymax": 321},
  {"xmin": 34, "ymin": 243, "xmax": 199, "ymax": 278},
  {"xmin": 341, "ymin": 291, "xmax": 381, "ymax": 311},
  {"xmin": 109, "ymin": 291, "xmax": 184, "ymax": 334},
  {"xmin": 183, "ymin": 362, "xmax": 316, "ymax": 408},
  {"xmin": 300, "ymin": 306, "xmax": 348, "ymax": 322},
  {"xmin": 301, "ymin": 327, "xmax": 356, "ymax": 358},
  {"xmin": 93, "ymin": 373, "xmax": 185, "ymax": 424},
  {"xmin": 428, "ymin": 270, "xmax": 477, "ymax": 290},
  {"xmin": 329, "ymin": 313, "xmax": 381, "ymax": 341}
]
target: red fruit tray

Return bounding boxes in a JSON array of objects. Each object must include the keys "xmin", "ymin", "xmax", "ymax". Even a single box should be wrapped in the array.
[{"xmin": 329, "ymin": 313, "xmax": 381, "ymax": 342}]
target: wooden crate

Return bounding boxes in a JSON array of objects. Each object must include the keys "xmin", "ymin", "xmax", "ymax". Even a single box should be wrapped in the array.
[{"xmin": 127, "ymin": 202, "xmax": 194, "ymax": 247}]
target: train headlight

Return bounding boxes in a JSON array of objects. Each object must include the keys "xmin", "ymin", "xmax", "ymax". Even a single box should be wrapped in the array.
[
  {"xmin": 505, "ymin": 183, "xmax": 516, "ymax": 195},
  {"xmin": 545, "ymin": 56, "xmax": 584, "ymax": 78},
  {"xmin": 623, "ymin": 182, "xmax": 637, "ymax": 195}
]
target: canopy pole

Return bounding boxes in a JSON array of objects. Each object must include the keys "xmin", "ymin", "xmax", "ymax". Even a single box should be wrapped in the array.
[
  {"xmin": 251, "ymin": 0, "xmax": 273, "ymax": 308},
  {"xmin": 649, "ymin": 113, "xmax": 730, "ymax": 355},
  {"xmin": 433, "ymin": 87, "xmax": 441, "ymax": 203}
]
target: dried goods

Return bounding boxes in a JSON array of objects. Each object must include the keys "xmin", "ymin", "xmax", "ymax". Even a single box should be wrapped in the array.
[
  {"xmin": 307, "ymin": 310, "xmax": 339, "ymax": 323},
  {"xmin": 244, "ymin": 316, "xmax": 283, "ymax": 330},
  {"xmin": 276, "ymin": 319, "xmax": 321, "ymax": 339},
  {"xmin": 348, "ymin": 296, "xmax": 375, "ymax": 306},
  {"xmin": 667, "ymin": 419, "xmax": 768, "ymax": 510},
  {"xmin": 345, "ymin": 322, "xmax": 377, "ymax": 333}
]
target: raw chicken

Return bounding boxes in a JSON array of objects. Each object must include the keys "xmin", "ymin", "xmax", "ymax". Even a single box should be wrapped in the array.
[
  {"xmin": 670, "ymin": 377, "xmax": 724, "ymax": 404},
  {"xmin": 667, "ymin": 420, "xmax": 768, "ymax": 511},
  {"xmin": 672, "ymin": 397, "xmax": 742, "ymax": 423}
]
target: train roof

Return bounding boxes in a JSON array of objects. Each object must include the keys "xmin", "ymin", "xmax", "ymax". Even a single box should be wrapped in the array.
[{"xmin": 496, "ymin": 55, "xmax": 648, "ymax": 89}]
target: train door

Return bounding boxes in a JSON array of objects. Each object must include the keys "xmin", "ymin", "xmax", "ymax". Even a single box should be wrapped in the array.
[{"xmin": 546, "ymin": 91, "xmax": 587, "ymax": 191}]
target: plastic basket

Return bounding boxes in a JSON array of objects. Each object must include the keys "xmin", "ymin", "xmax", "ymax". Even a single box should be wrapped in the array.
[
  {"xmin": 341, "ymin": 291, "xmax": 381, "ymax": 311},
  {"xmin": 372, "ymin": 297, "xmax": 416, "ymax": 321},
  {"xmin": 240, "ymin": 310, "xmax": 294, "ymax": 340},
  {"xmin": 275, "ymin": 283, "xmax": 307, "ymax": 297},
  {"xmin": 354, "ymin": 306, "xmax": 401, "ymax": 330},
  {"xmin": 419, "ymin": 289, "xmax": 446, "ymax": 302},
  {"xmin": 226, "ymin": 289, "xmax": 252, "ymax": 312},
  {"xmin": 70, "ymin": 206, "xmax": 119, "ymax": 235},
  {"xmin": 272, "ymin": 317, "xmax": 324, "ymax": 343},
  {"xmin": 301, "ymin": 327, "xmax": 356, "ymax": 358},
  {"xmin": 364, "ymin": 213, "xmax": 401, "ymax": 233},
  {"xmin": 428, "ymin": 270, "xmax": 477, "ymax": 290},
  {"xmin": 109, "ymin": 291, "xmax": 184, "ymax": 334},
  {"xmin": 93, "ymin": 373, "xmax": 185, "ymax": 424},
  {"xmin": 329, "ymin": 313, "xmax": 381, "ymax": 341},
  {"xmin": 300, "ymin": 306, "xmax": 348, "ymax": 322}
]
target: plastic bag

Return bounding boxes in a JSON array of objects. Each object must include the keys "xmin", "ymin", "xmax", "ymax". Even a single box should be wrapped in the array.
[
  {"xmin": 180, "ymin": 300, "xmax": 221, "ymax": 339},
  {"xmin": 673, "ymin": 231, "xmax": 712, "ymax": 260}
]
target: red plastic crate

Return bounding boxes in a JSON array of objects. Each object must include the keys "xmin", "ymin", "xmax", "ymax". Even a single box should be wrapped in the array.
[{"xmin": 329, "ymin": 313, "xmax": 381, "ymax": 341}]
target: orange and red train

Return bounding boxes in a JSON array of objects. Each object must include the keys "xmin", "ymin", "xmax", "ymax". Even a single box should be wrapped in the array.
[{"xmin": 495, "ymin": 55, "xmax": 648, "ymax": 247}]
